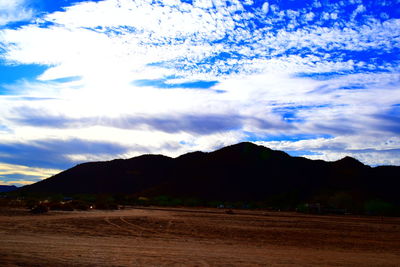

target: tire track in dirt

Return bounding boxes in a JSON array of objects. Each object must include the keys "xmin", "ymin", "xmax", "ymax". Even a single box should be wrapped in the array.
[
  {"xmin": 116, "ymin": 217, "xmax": 212, "ymax": 266},
  {"xmin": 103, "ymin": 217, "xmax": 140, "ymax": 238},
  {"xmin": 180, "ymin": 216, "xmax": 214, "ymax": 240},
  {"xmin": 119, "ymin": 216, "xmax": 177, "ymax": 239}
]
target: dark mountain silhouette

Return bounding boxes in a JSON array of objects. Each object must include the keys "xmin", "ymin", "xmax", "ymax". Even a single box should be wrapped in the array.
[
  {"xmin": 0, "ymin": 185, "xmax": 17, "ymax": 193},
  {"xmin": 20, "ymin": 142, "xmax": 400, "ymax": 207}
]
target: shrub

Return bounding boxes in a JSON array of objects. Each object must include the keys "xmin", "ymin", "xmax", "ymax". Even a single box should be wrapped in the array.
[
  {"xmin": 364, "ymin": 199, "xmax": 396, "ymax": 216},
  {"xmin": 95, "ymin": 195, "xmax": 118, "ymax": 210},
  {"xmin": 136, "ymin": 196, "xmax": 150, "ymax": 206},
  {"xmin": 70, "ymin": 200, "xmax": 91, "ymax": 210},
  {"xmin": 48, "ymin": 202, "xmax": 73, "ymax": 211},
  {"xmin": 296, "ymin": 203, "xmax": 309, "ymax": 213},
  {"xmin": 31, "ymin": 204, "xmax": 49, "ymax": 214},
  {"xmin": 183, "ymin": 198, "xmax": 202, "ymax": 207},
  {"xmin": 26, "ymin": 199, "xmax": 40, "ymax": 210}
]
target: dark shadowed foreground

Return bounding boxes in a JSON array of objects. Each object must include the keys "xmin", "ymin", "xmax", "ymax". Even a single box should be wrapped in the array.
[{"xmin": 0, "ymin": 207, "xmax": 399, "ymax": 266}]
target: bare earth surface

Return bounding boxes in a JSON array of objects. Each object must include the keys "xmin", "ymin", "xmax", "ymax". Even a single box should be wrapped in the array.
[{"xmin": 0, "ymin": 207, "xmax": 399, "ymax": 266}]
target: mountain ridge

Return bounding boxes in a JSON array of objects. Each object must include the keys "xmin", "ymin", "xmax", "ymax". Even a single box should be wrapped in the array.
[
  {"xmin": 0, "ymin": 185, "xmax": 17, "ymax": 193},
  {"xmin": 19, "ymin": 142, "xmax": 400, "ymax": 208}
]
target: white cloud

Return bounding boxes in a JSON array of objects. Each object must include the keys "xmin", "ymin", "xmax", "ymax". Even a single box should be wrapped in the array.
[
  {"xmin": 351, "ymin": 4, "xmax": 366, "ymax": 20},
  {"xmin": 0, "ymin": 180, "xmax": 34, "ymax": 185},
  {"xmin": 305, "ymin": 12, "xmax": 315, "ymax": 21},
  {"xmin": 256, "ymin": 135, "xmax": 400, "ymax": 166},
  {"xmin": 0, "ymin": 0, "xmax": 33, "ymax": 26},
  {"xmin": 261, "ymin": 2, "xmax": 269, "ymax": 13},
  {"xmin": 45, "ymin": 0, "xmax": 233, "ymax": 40},
  {"xmin": 269, "ymin": 4, "xmax": 279, "ymax": 13},
  {"xmin": 330, "ymin": 13, "xmax": 338, "ymax": 20},
  {"xmin": 0, "ymin": 162, "xmax": 61, "ymax": 179},
  {"xmin": 1, "ymin": 1, "xmax": 398, "ymax": 80},
  {"xmin": 312, "ymin": 1, "xmax": 322, "ymax": 8},
  {"xmin": 193, "ymin": 0, "xmax": 213, "ymax": 9}
]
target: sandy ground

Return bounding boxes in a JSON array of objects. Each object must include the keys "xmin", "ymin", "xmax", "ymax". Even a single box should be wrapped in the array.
[{"xmin": 0, "ymin": 207, "xmax": 399, "ymax": 266}]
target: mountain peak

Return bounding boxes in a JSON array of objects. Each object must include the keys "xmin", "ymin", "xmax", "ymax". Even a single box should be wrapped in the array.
[
  {"xmin": 227, "ymin": 141, "xmax": 263, "ymax": 149},
  {"xmin": 334, "ymin": 156, "xmax": 366, "ymax": 168},
  {"xmin": 215, "ymin": 141, "xmax": 271, "ymax": 153}
]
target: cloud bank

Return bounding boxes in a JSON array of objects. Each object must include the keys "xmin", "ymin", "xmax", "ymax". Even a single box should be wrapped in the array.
[{"xmin": 0, "ymin": 0, "xmax": 399, "ymax": 185}]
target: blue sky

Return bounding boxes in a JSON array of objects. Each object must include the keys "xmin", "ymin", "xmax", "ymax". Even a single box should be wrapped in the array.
[{"xmin": 0, "ymin": 0, "xmax": 399, "ymax": 186}]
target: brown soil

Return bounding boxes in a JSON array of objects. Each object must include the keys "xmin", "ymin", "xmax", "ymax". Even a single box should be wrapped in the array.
[{"xmin": 0, "ymin": 207, "xmax": 399, "ymax": 266}]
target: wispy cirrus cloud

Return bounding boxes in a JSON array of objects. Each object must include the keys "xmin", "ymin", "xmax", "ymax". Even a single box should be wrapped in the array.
[
  {"xmin": 0, "ymin": 138, "xmax": 132, "ymax": 169},
  {"xmin": 0, "ymin": 162, "xmax": 61, "ymax": 186},
  {"xmin": 11, "ymin": 105, "xmax": 294, "ymax": 134}
]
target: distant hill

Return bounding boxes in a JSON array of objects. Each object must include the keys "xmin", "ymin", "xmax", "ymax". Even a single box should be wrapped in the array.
[
  {"xmin": 0, "ymin": 185, "xmax": 17, "ymax": 193},
  {"xmin": 20, "ymin": 142, "xmax": 400, "ymax": 209}
]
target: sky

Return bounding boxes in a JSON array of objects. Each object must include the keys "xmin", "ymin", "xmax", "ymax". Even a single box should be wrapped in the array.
[{"xmin": 0, "ymin": 0, "xmax": 399, "ymax": 186}]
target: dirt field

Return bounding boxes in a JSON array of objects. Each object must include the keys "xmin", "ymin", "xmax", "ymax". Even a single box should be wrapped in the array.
[{"xmin": 0, "ymin": 207, "xmax": 399, "ymax": 266}]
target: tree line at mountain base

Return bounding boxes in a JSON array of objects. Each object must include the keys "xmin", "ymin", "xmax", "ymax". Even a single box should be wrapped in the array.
[{"xmin": 1, "ymin": 192, "xmax": 399, "ymax": 216}]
